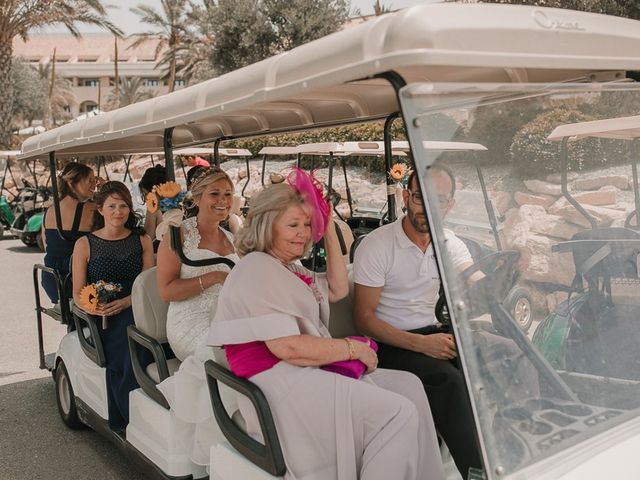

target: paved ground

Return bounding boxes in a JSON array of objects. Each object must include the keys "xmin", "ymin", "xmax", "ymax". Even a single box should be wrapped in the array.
[{"xmin": 0, "ymin": 237, "xmax": 145, "ymax": 479}]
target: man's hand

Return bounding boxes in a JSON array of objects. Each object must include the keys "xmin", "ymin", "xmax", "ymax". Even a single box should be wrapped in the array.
[{"xmin": 415, "ymin": 333, "xmax": 457, "ymax": 360}]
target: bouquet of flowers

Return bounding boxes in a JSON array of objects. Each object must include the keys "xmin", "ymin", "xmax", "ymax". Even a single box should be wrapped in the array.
[
  {"xmin": 78, "ymin": 280, "xmax": 123, "ymax": 329},
  {"xmin": 388, "ymin": 162, "xmax": 412, "ymax": 186},
  {"xmin": 146, "ymin": 181, "xmax": 187, "ymax": 214}
]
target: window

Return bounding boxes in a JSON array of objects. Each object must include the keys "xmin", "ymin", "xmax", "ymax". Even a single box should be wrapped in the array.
[
  {"xmin": 175, "ymin": 79, "xmax": 186, "ymax": 87},
  {"xmin": 81, "ymin": 79, "xmax": 99, "ymax": 87},
  {"xmin": 77, "ymin": 57, "xmax": 98, "ymax": 63},
  {"xmin": 79, "ymin": 101, "xmax": 99, "ymax": 113},
  {"xmin": 143, "ymin": 78, "xmax": 159, "ymax": 87}
]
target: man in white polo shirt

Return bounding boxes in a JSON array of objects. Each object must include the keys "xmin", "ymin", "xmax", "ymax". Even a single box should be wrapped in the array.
[{"xmin": 353, "ymin": 164, "xmax": 481, "ymax": 477}]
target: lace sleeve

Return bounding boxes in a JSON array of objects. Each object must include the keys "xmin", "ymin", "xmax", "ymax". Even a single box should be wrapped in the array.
[{"xmin": 181, "ymin": 217, "xmax": 201, "ymax": 254}]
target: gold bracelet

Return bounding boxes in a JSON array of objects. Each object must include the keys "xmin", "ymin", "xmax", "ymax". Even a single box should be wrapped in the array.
[
  {"xmin": 344, "ymin": 338, "xmax": 356, "ymax": 361},
  {"xmin": 198, "ymin": 275, "xmax": 205, "ymax": 292}
]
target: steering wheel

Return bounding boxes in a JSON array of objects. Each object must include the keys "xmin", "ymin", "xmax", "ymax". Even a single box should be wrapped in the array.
[{"xmin": 458, "ymin": 250, "xmax": 521, "ymax": 319}]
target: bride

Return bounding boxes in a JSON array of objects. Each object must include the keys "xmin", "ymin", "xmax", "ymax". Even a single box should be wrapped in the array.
[{"xmin": 156, "ymin": 167, "xmax": 240, "ymax": 467}]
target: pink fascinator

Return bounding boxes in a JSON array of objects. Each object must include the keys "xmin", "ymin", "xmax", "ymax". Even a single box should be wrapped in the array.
[{"xmin": 286, "ymin": 168, "xmax": 330, "ymax": 243}]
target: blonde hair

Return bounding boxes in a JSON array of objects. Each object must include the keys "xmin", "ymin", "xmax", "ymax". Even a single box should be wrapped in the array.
[
  {"xmin": 190, "ymin": 167, "xmax": 234, "ymax": 203},
  {"xmin": 235, "ymin": 183, "xmax": 312, "ymax": 258}
]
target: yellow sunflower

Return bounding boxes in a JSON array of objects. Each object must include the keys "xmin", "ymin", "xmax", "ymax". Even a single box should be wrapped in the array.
[
  {"xmin": 146, "ymin": 192, "xmax": 159, "ymax": 214},
  {"xmin": 79, "ymin": 284, "xmax": 99, "ymax": 313},
  {"xmin": 154, "ymin": 181, "xmax": 182, "ymax": 199},
  {"xmin": 389, "ymin": 163, "xmax": 408, "ymax": 182}
]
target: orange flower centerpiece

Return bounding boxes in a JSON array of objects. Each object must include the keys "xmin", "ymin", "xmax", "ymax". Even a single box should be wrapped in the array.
[
  {"xmin": 388, "ymin": 162, "xmax": 412, "ymax": 185},
  {"xmin": 78, "ymin": 280, "xmax": 123, "ymax": 328},
  {"xmin": 146, "ymin": 181, "xmax": 187, "ymax": 214}
]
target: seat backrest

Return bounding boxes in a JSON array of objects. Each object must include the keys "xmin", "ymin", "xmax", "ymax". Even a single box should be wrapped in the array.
[
  {"xmin": 328, "ymin": 266, "xmax": 359, "ymax": 338},
  {"xmin": 131, "ymin": 266, "xmax": 170, "ymax": 342},
  {"xmin": 334, "ymin": 217, "xmax": 355, "ymax": 264},
  {"xmin": 349, "ymin": 233, "xmax": 368, "ymax": 264}
]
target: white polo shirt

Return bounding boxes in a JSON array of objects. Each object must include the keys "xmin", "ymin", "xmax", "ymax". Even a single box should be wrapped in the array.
[{"xmin": 353, "ymin": 217, "xmax": 472, "ymax": 331}]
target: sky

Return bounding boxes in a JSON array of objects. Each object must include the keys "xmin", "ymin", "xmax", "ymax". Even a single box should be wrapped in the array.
[{"xmin": 39, "ymin": 0, "xmax": 434, "ymax": 35}]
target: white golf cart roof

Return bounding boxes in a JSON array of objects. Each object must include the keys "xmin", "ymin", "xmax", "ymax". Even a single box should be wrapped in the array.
[
  {"xmin": 0, "ymin": 150, "xmax": 20, "ymax": 159},
  {"xmin": 18, "ymin": 3, "xmax": 640, "ymax": 161},
  {"xmin": 295, "ymin": 141, "xmax": 407, "ymax": 157},
  {"xmin": 149, "ymin": 147, "xmax": 252, "ymax": 157},
  {"xmin": 258, "ymin": 146, "xmax": 299, "ymax": 156},
  {"xmin": 548, "ymin": 115, "xmax": 640, "ymax": 141},
  {"xmin": 394, "ymin": 141, "xmax": 488, "ymax": 152}
]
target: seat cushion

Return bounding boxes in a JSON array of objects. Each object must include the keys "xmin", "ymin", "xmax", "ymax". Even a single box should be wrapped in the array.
[
  {"xmin": 145, "ymin": 357, "xmax": 181, "ymax": 383},
  {"xmin": 131, "ymin": 267, "xmax": 170, "ymax": 342}
]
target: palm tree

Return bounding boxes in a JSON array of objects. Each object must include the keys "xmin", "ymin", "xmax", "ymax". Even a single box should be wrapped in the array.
[
  {"xmin": 106, "ymin": 77, "xmax": 155, "ymax": 109},
  {"xmin": 130, "ymin": 0, "xmax": 191, "ymax": 94},
  {"xmin": 0, "ymin": 0, "xmax": 122, "ymax": 148},
  {"xmin": 36, "ymin": 62, "xmax": 75, "ymax": 126},
  {"xmin": 373, "ymin": 0, "xmax": 393, "ymax": 15}
]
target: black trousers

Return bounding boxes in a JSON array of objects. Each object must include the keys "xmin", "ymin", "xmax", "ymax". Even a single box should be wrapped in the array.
[{"xmin": 377, "ymin": 326, "xmax": 482, "ymax": 477}]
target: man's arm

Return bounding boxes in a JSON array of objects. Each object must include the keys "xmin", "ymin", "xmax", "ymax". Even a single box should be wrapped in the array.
[{"xmin": 353, "ymin": 283, "xmax": 457, "ymax": 360}]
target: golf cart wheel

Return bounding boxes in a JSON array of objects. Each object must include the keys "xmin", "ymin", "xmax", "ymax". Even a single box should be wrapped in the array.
[
  {"xmin": 0, "ymin": 223, "xmax": 4, "ymax": 238},
  {"xmin": 55, "ymin": 361, "xmax": 83, "ymax": 429},
  {"xmin": 36, "ymin": 232, "xmax": 44, "ymax": 252},
  {"xmin": 505, "ymin": 286, "xmax": 534, "ymax": 333}
]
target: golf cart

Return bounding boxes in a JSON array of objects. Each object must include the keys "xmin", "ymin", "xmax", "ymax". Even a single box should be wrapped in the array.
[
  {"xmin": 0, "ymin": 151, "xmax": 20, "ymax": 238},
  {"xmin": 18, "ymin": 3, "xmax": 640, "ymax": 480},
  {"xmin": 532, "ymin": 115, "xmax": 640, "ymax": 387}
]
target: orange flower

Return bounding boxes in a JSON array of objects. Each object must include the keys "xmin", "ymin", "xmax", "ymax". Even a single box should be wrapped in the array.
[
  {"xmin": 79, "ymin": 284, "xmax": 99, "ymax": 313},
  {"xmin": 389, "ymin": 163, "xmax": 408, "ymax": 182},
  {"xmin": 154, "ymin": 181, "xmax": 182, "ymax": 198},
  {"xmin": 146, "ymin": 192, "xmax": 159, "ymax": 213}
]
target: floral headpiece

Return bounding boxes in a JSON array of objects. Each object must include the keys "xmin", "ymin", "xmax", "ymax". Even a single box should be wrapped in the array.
[
  {"xmin": 286, "ymin": 168, "xmax": 330, "ymax": 243},
  {"xmin": 388, "ymin": 162, "xmax": 412, "ymax": 186},
  {"xmin": 146, "ymin": 181, "xmax": 187, "ymax": 213}
]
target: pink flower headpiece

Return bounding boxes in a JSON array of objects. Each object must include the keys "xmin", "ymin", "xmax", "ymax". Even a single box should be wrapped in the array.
[{"xmin": 286, "ymin": 168, "xmax": 330, "ymax": 243}]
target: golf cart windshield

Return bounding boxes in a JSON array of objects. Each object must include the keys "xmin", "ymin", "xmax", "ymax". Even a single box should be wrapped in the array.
[{"xmin": 401, "ymin": 82, "xmax": 640, "ymax": 478}]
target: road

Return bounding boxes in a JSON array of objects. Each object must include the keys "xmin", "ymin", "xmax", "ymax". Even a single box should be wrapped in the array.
[{"xmin": 0, "ymin": 237, "xmax": 145, "ymax": 479}]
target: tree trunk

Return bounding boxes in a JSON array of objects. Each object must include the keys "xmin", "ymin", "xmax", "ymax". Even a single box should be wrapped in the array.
[
  {"xmin": 0, "ymin": 38, "xmax": 14, "ymax": 149},
  {"xmin": 168, "ymin": 53, "xmax": 176, "ymax": 93}
]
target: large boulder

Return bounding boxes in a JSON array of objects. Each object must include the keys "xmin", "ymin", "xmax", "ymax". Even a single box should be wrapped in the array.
[
  {"xmin": 545, "ymin": 172, "xmax": 578, "ymax": 184},
  {"xmin": 514, "ymin": 191, "xmax": 556, "ymax": 209},
  {"xmin": 548, "ymin": 198, "xmax": 626, "ymax": 228},
  {"xmin": 523, "ymin": 179, "xmax": 563, "ymax": 196},
  {"xmin": 489, "ymin": 190, "xmax": 513, "ymax": 216},
  {"xmin": 573, "ymin": 175, "xmax": 630, "ymax": 191}
]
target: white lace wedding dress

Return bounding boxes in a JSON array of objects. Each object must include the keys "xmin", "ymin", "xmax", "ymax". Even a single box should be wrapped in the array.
[{"xmin": 157, "ymin": 216, "xmax": 240, "ymax": 468}]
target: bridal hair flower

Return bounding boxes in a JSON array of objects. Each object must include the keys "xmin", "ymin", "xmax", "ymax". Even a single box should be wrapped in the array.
[
  {"xmin": 286, "ymin": 168, "xmax": 330, "ymax": 243},
  {"xmin": 146, "ymin": 181, "xmax": 187, "ymax": 213}
]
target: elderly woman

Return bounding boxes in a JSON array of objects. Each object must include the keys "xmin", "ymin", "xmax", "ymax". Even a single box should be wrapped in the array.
[
  {"xmin": 209, "ymin": 174, "xmax": 445, "ymax": 480},
  {"xmin": 156, "ymin": 167, "xmax": 240, "ymax": 466}
]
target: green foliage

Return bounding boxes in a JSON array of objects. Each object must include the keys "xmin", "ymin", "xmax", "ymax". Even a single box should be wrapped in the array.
[
  {"xmin": 468, "ymin": 0, "xmax": 640, "ymax": 20},
  {"xmin": 467, "ymin": 101, "xmax": 542, "ymax": 164},
  {"xmin": 11, "ymin": 59, "xmax": 47, "ymax": 127},
  {"xmin": 510, "ymin": 108, "xmax": 612, "ymax": 177}
]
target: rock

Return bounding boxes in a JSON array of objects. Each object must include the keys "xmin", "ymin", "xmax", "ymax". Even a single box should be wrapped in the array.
[
  {"xmin": 514, "ymin": 191, "xmax": 556, "ymax": 209},
  {"xmin": 269, "ymin": 173, "xmax": 285, "ymax": 184},
  {"xmin": 523, "ymin": 180, "xmax": 563, "ymax": 196},
  {"xmin": 549, "ymin": 198, "xmax": 626, "ymax": 228},
  {"xmin": 546, "ymin": 172, "xmax": 578, "ymax": 184},
  {"xmin": 237, "ymin": 169, "xmax": 248, "ymax": 180},
  {"xmin": 516, "ymin": 204, "xmax": 579, "ymax": 240},
  {"xmin": 546, "ymin": 292, "xmax": 569, "ymax": 312},
  {"xmin": 572, "ymin": 175, "xmax": 629, "ymax": 191},
  {"xmin": 572, "ymin": 189, "xmax": 616, "ymax": 206},
  {"xmin": 521, "ymin": 234, "xmax": 575, "ymax": 286}
]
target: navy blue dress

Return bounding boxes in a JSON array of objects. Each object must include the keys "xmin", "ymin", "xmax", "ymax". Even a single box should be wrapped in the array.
[
  {"xmin": 42, "ymin": 203, "xmax": 89, "ymax": 303},
  {"xmin": 86, "ymin": 232, "xmax": 143, "ymax": 429}
]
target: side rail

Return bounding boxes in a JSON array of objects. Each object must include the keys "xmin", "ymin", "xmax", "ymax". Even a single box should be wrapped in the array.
[
  {"xmin": 204, "ymin": 360, "xmax": 286, "ymax": 477},
  {"xmin": 32, "ymin": 264, "xmax": 71, "ymax": 370},
  {"xmin": 72, "ymin": 305, "xmax": 106, "ymax": 367},
  {"xmin": 127, "ymin": 325, "xmax": 171, "ymax": 409}
]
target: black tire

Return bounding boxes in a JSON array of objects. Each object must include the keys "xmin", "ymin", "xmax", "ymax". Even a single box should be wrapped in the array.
[
  {"xmin": 36, "ymin": 232, "xmax": 45, "ymax": 252},
  {"xmin": 504, "ymin": 286, "xmax": 534, "ymax": 333},
  {"xmin": 55, "ymin": 361, "xmax": 84, "ymax": 429}
]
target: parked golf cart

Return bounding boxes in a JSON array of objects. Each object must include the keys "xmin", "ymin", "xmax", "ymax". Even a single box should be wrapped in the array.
[
  {"xmin": 18, "ymin": 3, "xmax": 640, "ymax": 480},
  {"xmin": 532, "ymin": 115, "xmax": 640, "ymax": 385},
  {"xmin": 0, "ymin": 151, "xmax": 20, "ymax": 238}
]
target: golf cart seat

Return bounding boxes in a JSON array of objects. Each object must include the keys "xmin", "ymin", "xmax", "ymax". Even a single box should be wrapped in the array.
[
  {"xmin": 128, "ymin": 266, "xmax": 179, "ymax": 409},
  {"xmin": 328, "ymin": 265, "xmax": 360, "ymax": 339}
]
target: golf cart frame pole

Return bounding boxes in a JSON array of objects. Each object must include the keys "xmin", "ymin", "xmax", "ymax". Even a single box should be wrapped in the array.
[
  {"xmin": 163, "ymin": 128, "xmax": 175, "ymax": 181},
  {"xmin": 241, "ymin": 155, "xmax": 251, "ymax": 199},
  {"xmin": 560, "ymin": 138, "xmax": 598, "ymax": 229},
  {"xmin": 341, "ymin": 158, "xmax": 354, "ymax": 218},
  {"xmin": 48, "ymin": 151, "xmax": 74, "ymax": 242},
  {"xmin": 123, "ymin": 155, "xmax": 133, "ymax": 182},
  {"xmin": 261, "ymin": 154, "xmax": 267, "ymax": 187},
  {"xmin": 631, "ymin": 139, "xmax": 640, "ymax": 228},
  {"xmin": 297, "ymin": 152, "xmax": 302, "ymax": 169},
  {"xmin": 474, "ymin": 156, "xmax": 503, "ymax": 250},
  {"xmin": 214, "ymin": 138, "xmax": 222, "ymax": 167},
  {"xmin": 384, "ymin": 112, "xmax": 400, "ymax": 222}
]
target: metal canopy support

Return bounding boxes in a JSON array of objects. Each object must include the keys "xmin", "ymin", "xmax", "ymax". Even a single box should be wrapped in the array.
[
  {"xmin": 384, "ymin": 112, "xmax": 400, "ymax": 222},
  {"xmin": 261, "ymin": 154, "xmax": 267, "ymax": 187},
  {"xmin": 296, "ymin": 152, "xmax": 301, "ymax": 169},
  {"xmin": 163, "ymin": 128, "xmax": 175, "ymax": 181},
  {"xmin": 123, "ymin": 155, "xmax": 133, "ymax": 182},
  {"xmin": 630, "ymin": 139, "xmax": 640, "ymax": 228},
  {"xmin": 560, "ymin": 138, "xmax": 598, "ymax": 229},
  {"xmin": 341, "ymin": 158, "xmax": 353, "ymax": 218},
  {"xmin": 474, "ymin": 157, "xmax": 502, "ymax": 250},
  {"xmin": 48, "ymin": 151, "xmax": 74, "ymax": 242},
  {"xmin": 214, "ymin": 139, "xmax": 222, "ymax": 167},
  {"xmin": 241, "ymin": 156, "xmax": 251, "ymax": 200}
]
